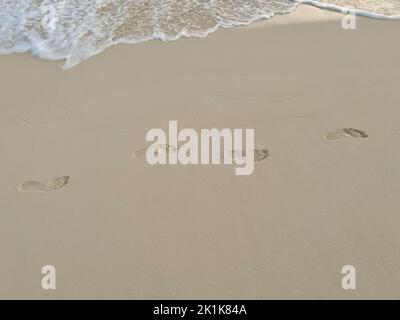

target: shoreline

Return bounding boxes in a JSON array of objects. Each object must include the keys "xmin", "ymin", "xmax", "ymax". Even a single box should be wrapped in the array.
[
  {"xmin": 244, "ymin": 4, "xmax": 342, "ymax": 29},
  {"xmin": 296, "ymin": 1, "xmax": 400, "ymax": 19},
  {"xmin": 1, "ymin": 3, "xmax": 399, "ymax": 69}
]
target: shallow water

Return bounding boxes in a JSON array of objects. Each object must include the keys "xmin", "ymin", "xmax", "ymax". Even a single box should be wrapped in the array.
[{"xmin": 0, "ymin": 0, "xmax": 398, "ymax": 68}]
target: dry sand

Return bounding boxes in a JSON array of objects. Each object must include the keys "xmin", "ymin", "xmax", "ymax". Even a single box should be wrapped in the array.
[{"xmin": 0, "ymin": 5, "xmax": 400, "ymax": 299}]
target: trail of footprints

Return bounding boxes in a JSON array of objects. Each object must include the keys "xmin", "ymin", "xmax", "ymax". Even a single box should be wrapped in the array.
[
  {"xmin": 17, "ymin": 128, "xmax": 368, "ymax": 192},
  {"xmin": 132, "ymin": 128, "xmax": 369, "ymax": 165},
  {"xmin": 133, "ymin": 143, "xmax": 270, "ymax": 164}
]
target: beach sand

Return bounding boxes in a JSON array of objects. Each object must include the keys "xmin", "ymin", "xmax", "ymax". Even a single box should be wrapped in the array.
[{"xmin": 0, "ymin": 5, "xmax": 400, "ymax": 299}]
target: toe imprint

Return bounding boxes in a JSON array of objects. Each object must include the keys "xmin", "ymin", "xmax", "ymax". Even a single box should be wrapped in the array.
[
  {"xmin": 42, "ymin": 176, "xmax": 70, "ymax": 191},
  {"xmin": 325, "ymin": 128, "xmax": 368, "ymax": 141},
  {"xmin": 254, "ymin": 149, "xmax": 270, "ymax": 162},
  {"xmin": 18, "ymin": 176, "xmax": 70, "ymax": 193},
  {"xmin": 156, "ymin": 144, "xmax": 177, "ymax": 155}
]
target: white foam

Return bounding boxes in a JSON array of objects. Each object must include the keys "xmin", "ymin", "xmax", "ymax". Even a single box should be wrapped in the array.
[
  {"xmin": 0, "ymin": 0, "xmax": 399, "ymax": 69},
  {"xmin": 296, "ymin": 0, "xmax": 400, "ymax": 19}
]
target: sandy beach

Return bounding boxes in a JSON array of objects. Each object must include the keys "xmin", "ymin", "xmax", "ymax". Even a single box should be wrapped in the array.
[{"xmin": 1, "ymin": 4, "xmax": 400, "ymax": 299}]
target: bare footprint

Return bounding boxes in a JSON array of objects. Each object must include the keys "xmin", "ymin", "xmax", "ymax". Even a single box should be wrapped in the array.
[
  {"xmin": 18, "ymin": 176, "xmax": 70, "ymax": 193},
  {"xmin": 132, "ymin": 144, "xmax": 177, "ymax": 158},
  {"xmin": 325, "ymin": 128, "xmax": 368, "ymax": 141},
  {"xmin": 254, "ymin": 149, "xmax": 270, "ymax": 162},
  {"xmin": 226, "ymin": 148, "xmax": 269, "ymax": 163}
]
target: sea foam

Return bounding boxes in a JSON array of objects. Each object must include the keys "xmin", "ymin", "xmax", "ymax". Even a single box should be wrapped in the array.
[{"xmin": 0, "ymin": 0, "xmax": 398, "ymax": 69}]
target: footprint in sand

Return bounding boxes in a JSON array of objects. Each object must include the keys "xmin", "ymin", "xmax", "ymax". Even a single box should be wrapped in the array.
[
  {"xmin": 325, "ymin": 128, "xmax": 368, "ymax": 141},
  {"xmin": 132, "ymin": 144, "xmax": 177, "ymax": 158},
  {"xmin": 17, "ymin": 176, "xmax": 70, "ymax": 193},
  {"xmin": 226, "ymin": 147, "xmax": 269, "ymax": 163}
]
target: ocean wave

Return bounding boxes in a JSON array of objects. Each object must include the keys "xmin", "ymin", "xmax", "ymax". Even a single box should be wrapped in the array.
[
  {"xmin": 298, "ymin": 1, "xmax": 400, "ymax": 19},
  {"xmin": 0, "ymin": 0, "xmax": 398, "ymax": 69}
]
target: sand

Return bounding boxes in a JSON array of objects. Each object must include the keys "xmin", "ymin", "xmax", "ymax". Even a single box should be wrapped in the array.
[{"xmin": 0, "ymin": 5, "xmax": 400, "ymax": 299}]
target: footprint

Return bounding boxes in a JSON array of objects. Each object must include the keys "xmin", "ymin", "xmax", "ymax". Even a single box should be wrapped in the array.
[
  {"xmin": 325, "ymin": 128, "xmax": 368, "ymax": 141},
  {"xmin": 132, "ymin": 144, "xmax": 177, "ymax": 158},
  {"xmin": 254, "ymin": 149, "xmax": 270, "ymax": 162},
  {"xmin": 226, "ymin": 148, "xmax": 269, "ymax": 163},
  {"xmin": 18, "ymin": 176, "xmax": 70, "ymax": 193}
]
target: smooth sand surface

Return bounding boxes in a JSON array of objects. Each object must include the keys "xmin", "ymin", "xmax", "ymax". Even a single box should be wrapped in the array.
[{"xmin": 1, "ymin": 5, "xmax": 400, "ymax": 299}]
